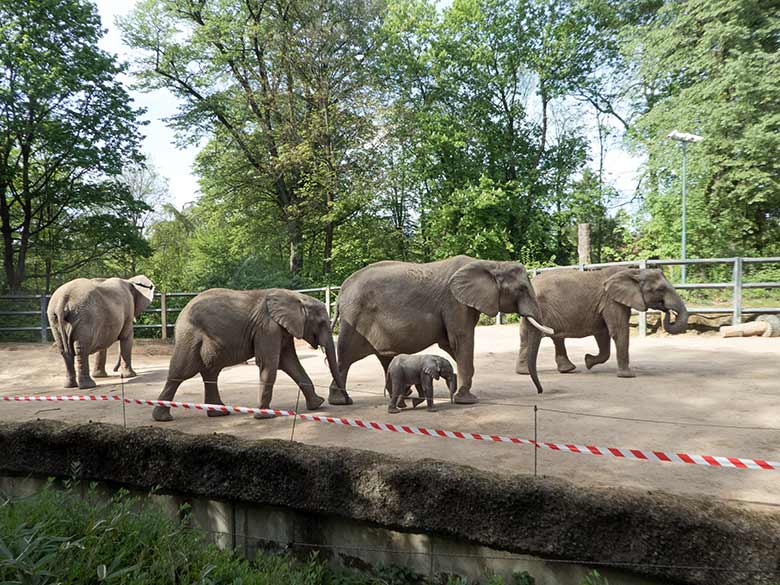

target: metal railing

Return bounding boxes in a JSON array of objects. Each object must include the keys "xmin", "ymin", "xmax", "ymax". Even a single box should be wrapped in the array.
[{"xmin": 1, "ymin": 257, "xmax": 778, "ymax": 342}]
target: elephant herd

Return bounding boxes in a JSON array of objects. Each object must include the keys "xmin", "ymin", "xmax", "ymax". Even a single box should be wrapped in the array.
[{"xmin": 47, "ymin": 256, "xmax": 689, "ymax": 420}]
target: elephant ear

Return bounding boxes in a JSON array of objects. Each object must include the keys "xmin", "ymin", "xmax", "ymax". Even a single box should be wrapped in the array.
[
  {"xmin": 128, "ymin": 275, "xmax": 155, "ymax": 303},
  {"xmin": 448, "ymin": 261, "xmax": 499, "ymax": 316},
  {"xmin": 266, "ymin": 291, "xmax": 306, "ymax": 338},
  {"xmin": 604, "ymin": 270, "xmax": 646, "ymax": 311},
  {"xmin": 422, "ymin": 358, "xmax": 441, "ymax": 380}
]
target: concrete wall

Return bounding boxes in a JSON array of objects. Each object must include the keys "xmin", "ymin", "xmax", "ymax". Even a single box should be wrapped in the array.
[{"xmin": 0, "ymin": 421, "xmax": 777, "ymax": 585}]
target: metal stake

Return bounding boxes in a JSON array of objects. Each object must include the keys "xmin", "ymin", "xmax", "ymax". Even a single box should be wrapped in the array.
[
  {"xmin": 120, "ymin": 374, "xmax": 127, "ymax": 429},
  {"xmin": 533, "ymin": 405, "xmax": 538, "ymax": 477},
  {"xmin": 289, "ymin": 386, "xmax": 302, "ymax": 442}
]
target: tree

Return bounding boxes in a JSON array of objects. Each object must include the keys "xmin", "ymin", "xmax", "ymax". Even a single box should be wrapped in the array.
[
  {"xmin": 120, "ymin": 0, "xmax": 384, "ymax": 281},
  {"xmin": 628, "ymin": 0, "xmax": 780, "ymax": 259},
  {"xmin": 0, "ymin": 0, "xmax": 145, "ymax": 292}
]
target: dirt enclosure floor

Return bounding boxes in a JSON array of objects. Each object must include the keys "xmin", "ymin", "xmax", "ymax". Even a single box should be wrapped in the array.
[{"xmin": 1, "ymin": 325, "xmax": 778, "ymax": 510}]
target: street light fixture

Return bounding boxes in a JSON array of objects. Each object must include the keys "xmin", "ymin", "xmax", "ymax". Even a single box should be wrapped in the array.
[{"xmin": 667, "ymin": 130, "xmax": 704, "ymax": 283}]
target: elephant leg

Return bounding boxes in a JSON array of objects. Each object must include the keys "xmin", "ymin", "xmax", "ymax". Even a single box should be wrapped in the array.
[
  {"xmin": 118, "ymin": 335, "xmax": 137, "ymax": 378},
  {"xmin": 279, "ymin": 340, "xmax": 325, "ymax": 411},
  {"xmin": 452, "ymin": 333, "xmax": 478, "ymax": 404},
  {"xmin": 203, "ymin": 368, "xmax": 229, "ymax": 417},
  {"xmin": 377, "ymin": 354, "xmax": 394, "ymax": 397},
  {"xmin": 604, "ymin": 312, "xmax": 634, "ymax": 378},
  {"xmin": 255, "ymin": 349, "xmax": 280, "ymax": 420},
  {"xmin": 92, "ymin": 349, "xmax": 109, "ymax": 378},
  {"xmin": 420, "ymin": 379, "xmax": 435, "ymax": 412},
  {"xmin": 553, "ymin": 338, "xmax": 576, "ymax": 373},
  {"xmin": 388, "ymin": 380, "xmax": 404, "ymax": 414},
  {"xmin": 585, "ymin": 329, "xmax": 611, "ymax": 370},
  {"xmin": 60, "ymin": 350, "xmax": 77, "ymax": 388},
  {"xmin": 74, "ymin": 341, "xmax": 96, "ymax": 389},
  {"xmin": 328, "ymin": 321, "xmax": 366, "ymax": 405},
  {"xmin": 152, "ymin": 346, "xmax": 200, "ymax": 422},
  {"xmin": 515, "ymin": 318, "xmax": 530, "ymax": 374},
  {"xmin": 397, "ymin": 384, "xmax": 413, "ymax": 409}
]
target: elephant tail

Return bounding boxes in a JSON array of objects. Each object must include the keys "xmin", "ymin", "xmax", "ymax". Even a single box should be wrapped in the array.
[{"xmin": 55, "ymin": 308, "xmax": 76, "ymax": 357}]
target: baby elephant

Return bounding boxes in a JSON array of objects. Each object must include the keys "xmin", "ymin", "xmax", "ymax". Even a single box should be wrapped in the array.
[{"xmin": 386, "ymin": 354, "xmax": 457, "ymax": 414}]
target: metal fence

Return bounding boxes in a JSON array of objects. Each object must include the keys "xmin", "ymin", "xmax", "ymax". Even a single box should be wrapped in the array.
[{"xmin": 1, "ymin": 257, "xmax": 779, "ymax": 342}]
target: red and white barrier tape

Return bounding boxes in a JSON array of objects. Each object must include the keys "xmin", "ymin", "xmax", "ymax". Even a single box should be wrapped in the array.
[{"xmin": 3, "ymin": 394, "xmax": 778, "ymax": 471}]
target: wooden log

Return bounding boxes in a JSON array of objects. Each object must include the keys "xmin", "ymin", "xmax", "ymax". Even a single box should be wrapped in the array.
[{"xmin": 719, "ymin": 321, "xmax": 769, "ymax": 338}]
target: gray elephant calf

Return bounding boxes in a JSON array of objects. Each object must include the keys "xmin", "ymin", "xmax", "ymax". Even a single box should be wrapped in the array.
[
  {"xmin": 47, "ymin": 276, "xmax": 155, "ymax": 389},
  {"xmin": 386, "ymin": 354, "xmax": 457, "ymax": 414}
]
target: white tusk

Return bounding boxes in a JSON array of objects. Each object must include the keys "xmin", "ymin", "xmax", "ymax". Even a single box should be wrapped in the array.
[{"xmin": 527, "ymin": 316, "xmax": 554, "ymax": 335}]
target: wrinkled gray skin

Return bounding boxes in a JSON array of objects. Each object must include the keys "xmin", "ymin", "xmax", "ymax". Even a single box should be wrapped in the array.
[
  {"xmin": 47, "ymin": 276, "xmax": 155, "ymax": 389},
  {"xmin": 517, "ymin": 267, "xmax": 688, "ymax": 389},
  {"xmin": 152, "ymin": 288, "xmax": 342, "ymax": 422},
  {"xmin": 331, "ymin": 256, "xmax": 548, "ymax": 404},
  {"xmin": 386, "ymin": 354, "xmax": 457, "ymax": 414}
]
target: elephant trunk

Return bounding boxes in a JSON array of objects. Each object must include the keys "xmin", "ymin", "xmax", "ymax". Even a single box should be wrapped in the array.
[
  {"xmin": 663, "ymin": 298, "xmax": 689, "ymax": 335},
  {"xmin": 446, "ymin": 373, "xmax": 458, "ymax": 397},
  {"xmin": 322, "ymin": 333, "xmax": 344, "ymax": 393},
  {"xmin": 525, "ymin": 326, "xmax": 544, "ymax": 394}
]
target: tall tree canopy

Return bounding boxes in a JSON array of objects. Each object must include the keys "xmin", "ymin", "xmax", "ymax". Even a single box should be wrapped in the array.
[
  {"xmin": 628, "ymin": 0, "xmax": 780, "ymax": 259},
  {"xmin": 0, "ymin": 0, "xmax": 147, "ymax": 293}
]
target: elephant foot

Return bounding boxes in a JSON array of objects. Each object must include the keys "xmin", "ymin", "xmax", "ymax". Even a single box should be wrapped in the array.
[
  {"xmin": 152, "ymin": 406, "xmax": 173, "ymax": 422},
  {"xmin": 92, "ymin": 370, "xmax": 109, "ymax": 379},
  {"xmin": 328, "ymin": 388, "xmax": 353, "ymax": 405},
  {"xmin": 411, "ymin": 397, "xmax": 425, "ymax": 408},
  {"xmin": 515, "ymin": 363, "xmax": 530, "ymax": 375},
  {"xmin": 387, "ymin": 405, "xmax": 400, "ymax": 414},
  {"xmin": 585, "ymin": 354, "xmax": 605, "ymax": 370},
  {"xmin": 556, "ymin": 360, "xmax": 577, "ymax": 373},
  {"xmin": 64, "ymin": 378, "xmax": 78, "ymax": 389},
  {"xmin": 207, "ymin": 409, "xmax": 230, "ymax": 417},
  {"xmin": 453, "ymin": 389, "xmax": 478, "ymax": 404},
  {"xmin": 78, "ymin": 377, "xmax": 97, "ymax": 390},
  {"xmin": 617, "ymin": 368, "xmax": 636, "ymax": 378},
  {"xmin": 306, "ymin": 395, "xmax": 326, "ymax": 410},
  {"xmin": 254, "ymin": 411, "xmax": 276, "ymax": 420},
  {"xmin": 120, "ymin": 368, "xmax": 137, "ymax": 379}
]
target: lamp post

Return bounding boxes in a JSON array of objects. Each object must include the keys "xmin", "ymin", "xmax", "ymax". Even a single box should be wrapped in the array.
[{"xmin": 667, "ymin": 130, "xmax": 703, "ymax": 283}]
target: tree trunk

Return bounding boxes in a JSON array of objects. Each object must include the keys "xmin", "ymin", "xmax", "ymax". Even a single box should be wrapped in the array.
[
  {"xmin": 323, "ymin": 222, "xmax": 333, "ymax": 277},
  {"xmin": 577, "ymin": 223, "xmax": 591, "ymax": 265},
  {"xmin": 287, "ymin": 218, "xmax": 303, "ymax": 275}
]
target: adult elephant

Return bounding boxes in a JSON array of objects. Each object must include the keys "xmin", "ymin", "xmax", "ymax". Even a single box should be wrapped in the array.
[
  {"xmin": 151, "ymin": 288, "xmax": 342, "ymax": 422},
  {"xmin": 48, "ymin": 276, "xmax": 156, "ymax": 389},
  {"xmin": 516, "ymin": 267, "xmax": 688, "ymax": 386},
  {"xmin": 329, "ymin": 256, "xmax": 553, "ymax": 404}
]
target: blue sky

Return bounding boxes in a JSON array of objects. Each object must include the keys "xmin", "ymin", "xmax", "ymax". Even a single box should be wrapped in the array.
[{"xmin": 94, "ymin": 0, "xmax": 642, "ymax": 212}]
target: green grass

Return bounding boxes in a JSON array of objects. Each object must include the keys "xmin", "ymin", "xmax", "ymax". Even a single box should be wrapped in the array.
[{"xmin": 0, "ymin": 483, "xmax": 618, "ymax": 585}]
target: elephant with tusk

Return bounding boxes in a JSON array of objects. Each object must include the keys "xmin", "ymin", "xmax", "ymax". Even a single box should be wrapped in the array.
[
  {"xmin": 152, "ymin": 288, "xmax": 342, "ymax": 422},
  {"xmin": 516, "ymin": 266, "xmax": 689, "ymax": 388},
  {"xmin": 330, "ymin": 256, "xmax": 553, "ymax": 403}
]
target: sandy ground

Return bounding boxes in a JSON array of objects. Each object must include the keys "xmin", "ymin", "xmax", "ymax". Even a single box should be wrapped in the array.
[{"xmin": 1, "ymin": 326, "xmax": 778, "ymax": 510}]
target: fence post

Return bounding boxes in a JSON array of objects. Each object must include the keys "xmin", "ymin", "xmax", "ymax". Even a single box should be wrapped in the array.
[
  {"xmin": 638, "ymin": 260, "xmax": 647, "ymax": 338},
  {"xmin": 732, "ymin": 257, "xmax": 743, "ymax": 325},
  {"xmin": 496, "ymin": 312, "xmax": 502, "ymax": 325},
  {"xmin": 325, "ymin": 285, "xmax": 331, "ymax": 318},
  {"xmin": 160, "ymin": 292, "xmax": 168, "ymax": 340},
  {"xmin": 39, "ymin": 295, "xmax": 48, "ymax": 343}
]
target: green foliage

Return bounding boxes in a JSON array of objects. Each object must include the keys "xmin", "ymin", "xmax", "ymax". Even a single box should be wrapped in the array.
[
  {"xmin": 0, "ymin": 0, "xmax": 147, "ymax": 293},
  {"xmin": 629, "ymin": 0, "xmax": 780, "ymax": 259},
  {"xmin": 0, "ymin": 485, "xmax": 393, "ymax": 584}
]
